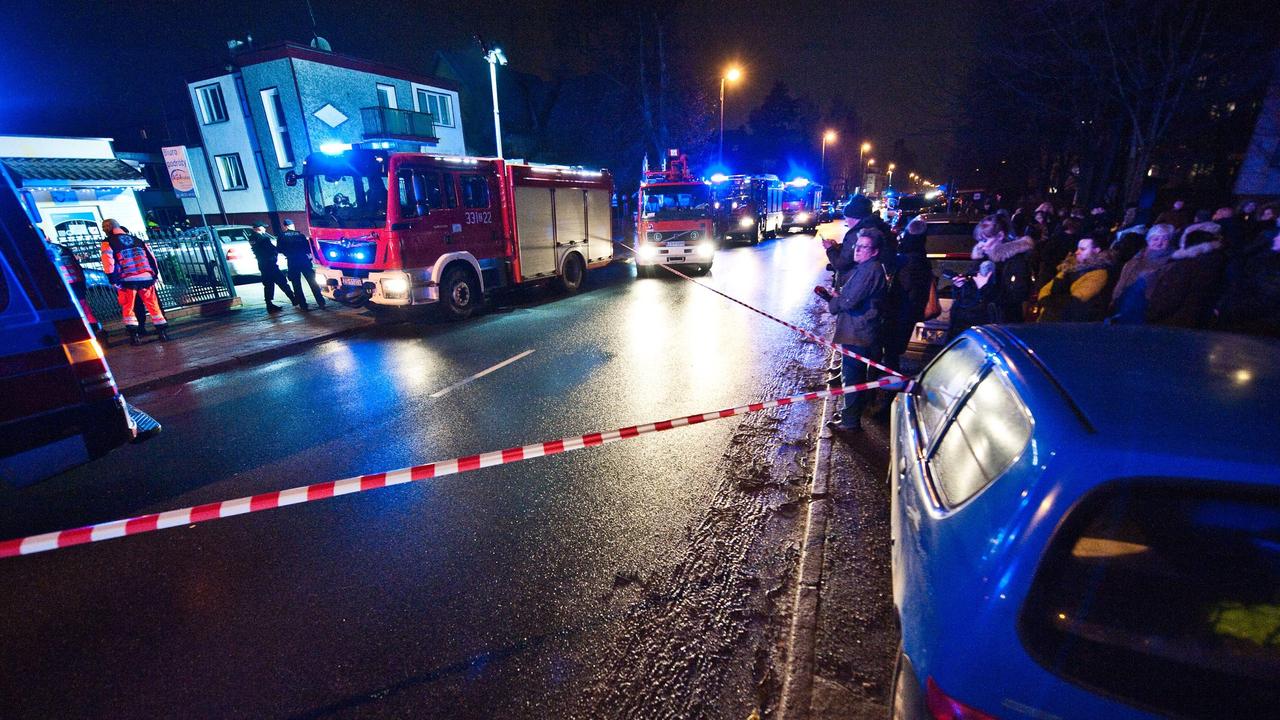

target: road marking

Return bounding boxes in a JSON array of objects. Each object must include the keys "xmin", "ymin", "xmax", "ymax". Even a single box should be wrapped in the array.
[{"xmin": 429, "ymin": 349, "xmax": 535, "ymax": 398}]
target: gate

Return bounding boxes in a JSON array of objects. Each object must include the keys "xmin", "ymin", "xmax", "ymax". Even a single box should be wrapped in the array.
[{"xmin": 54, "ymin": 226, "xmax": 237, "ymax": 325}]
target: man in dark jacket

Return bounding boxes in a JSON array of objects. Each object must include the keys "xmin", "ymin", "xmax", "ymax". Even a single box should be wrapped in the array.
[
  {"xmin": 819, "ymin": 228, "xmax": 888, "ymax": 433},
  {"xmin": 276, "ymin": 219, "xmax": 326, "ymax": 310},
  {"xmin": 249, "ymin": 223, "xmax": 297, "ymax": 312},
  {"xmin": 881, "ymin": 218, "xmax": 934, "ymax": 371},
  {"xmin": 824, "ymin": 196, "xmax": 891, "ymax": 287}
]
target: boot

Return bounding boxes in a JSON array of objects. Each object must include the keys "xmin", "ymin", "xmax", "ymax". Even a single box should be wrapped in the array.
[
  {"xmin": 127, "ymin": 326, "xmax": 142, "ymax": 346},
  {"xmin": 156, "ymin": 325, "xmax": 170, "ymax": 342}
]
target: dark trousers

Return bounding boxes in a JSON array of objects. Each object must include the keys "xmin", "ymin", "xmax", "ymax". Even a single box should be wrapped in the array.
[
  {"xmin": 839, "ymin": 343, "xmax": 880, "ymax": 426},
  {"xmin": 287, "ymin": 261, "xmax": 326, "ymax": 307},
  {"xmin": 259, "ymin": 262, "xmax": 296, "ymax": 305}
]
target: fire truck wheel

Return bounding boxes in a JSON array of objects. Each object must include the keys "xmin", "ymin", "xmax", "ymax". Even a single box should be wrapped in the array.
[
  {"xmin": 440, "ymin": 265, "xmax": 481, "ymax": 320},
  {"xmin": 556, "ymin": 253, "xmax": 586, "ymax": 294}
]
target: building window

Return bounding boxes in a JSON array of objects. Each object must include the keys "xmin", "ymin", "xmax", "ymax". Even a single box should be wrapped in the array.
[
  {"xmin": 377, "ymin": 84, "xmax": 397, "ymax": 109},
  {"xmin": 414, "ymin": 89, "xmax": 454, "ymax": 127},
  {"xmin": 215, "ymin": 153, "xmax": 247, "ymax": 190},
  {"xmin": 196, "ymin": 83, "xmax": 229, "ymax": 124},
  {"xmin": 259, "ymin": 88, "xmax": 295, "ymax": 168}
]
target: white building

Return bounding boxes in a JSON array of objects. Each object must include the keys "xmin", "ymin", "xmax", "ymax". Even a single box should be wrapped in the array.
[
  {"xmin": 0, "ymin": 135, "xmax": 148, "ymax": 242},
  {"xmin": 184, "ymin": 41, "xmax": 466, "ymax": 231}
]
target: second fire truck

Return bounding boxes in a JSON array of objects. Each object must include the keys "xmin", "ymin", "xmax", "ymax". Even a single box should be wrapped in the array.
[
  {"xmin": 299, "ymin": 143, "xmax": 615, "ymax": 318},
  {"xmin": 633, "ymin": 151, "xmax": 718, "ymax": 277}
]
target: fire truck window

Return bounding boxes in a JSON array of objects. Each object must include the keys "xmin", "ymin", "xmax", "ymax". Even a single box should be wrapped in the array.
[
  {"xmin": 397, "ymin": 170, "xmax": 421, "ymax": 218},
  {"xmin": 441, "ymin": 174, "xmax": 458, "ymax": 208},
  {"xmin": 416, "ymin": 171, "xmax": 445, "ymax": 212},
  {"xmin": 460, "ymin": 176, "xmax": 490, "ymax": 208}
]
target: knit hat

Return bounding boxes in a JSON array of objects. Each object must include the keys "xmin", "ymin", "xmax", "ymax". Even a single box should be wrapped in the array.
[{"xmin": 843, "ymin": 195, "xmax": 873, "ymax": 220}]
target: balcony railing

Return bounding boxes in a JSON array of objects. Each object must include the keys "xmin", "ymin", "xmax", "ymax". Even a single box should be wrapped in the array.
[{"xmin": 360, "ymin": 106, "xmax": 438, "ymax": 142}]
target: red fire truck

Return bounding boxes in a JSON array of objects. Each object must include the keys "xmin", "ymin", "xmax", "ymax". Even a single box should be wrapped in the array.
[
  {"xmin": 300, "ymin": 144, "xmax": 614, "ymax": 318},
  {"xmin": 633, "ymin": 151, "xmax": 718, "ymax": 277},
  {"xmin": 713, "ymin": 174, "xmax": 785, "ymax": 245},
  {"xmin": 782, "ymin": 178, "xmax": 823, "ymax": 232}
]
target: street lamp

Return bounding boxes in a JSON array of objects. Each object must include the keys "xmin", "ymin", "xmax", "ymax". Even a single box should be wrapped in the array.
[
  {"xmin": 821, "ymin": 130, "xmax": 837, "ymax": 178},
  {"xmin": 858, "ymin": 142, "xmax": 871, "ymax": 193},
  {"xmin": 483, "ymin": 46, "xmax": 508, "ymax": 158},
  {"xmin": 719, "ymin": 65, "xmax": 743, "ymax": 164},
  {"xmin": 887, "ymin": 162, "xmax": 896, "ymax": 188}
]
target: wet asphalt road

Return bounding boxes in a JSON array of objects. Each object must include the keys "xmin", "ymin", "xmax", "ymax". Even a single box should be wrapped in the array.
[{"xmin": 0, "ymin": 231, "xmax": 848, "ymax": 719}]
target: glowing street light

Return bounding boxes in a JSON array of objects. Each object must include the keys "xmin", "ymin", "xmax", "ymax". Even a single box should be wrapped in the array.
[
  {"xmin": 719, "ymin": 66, "xmax": 743, "ymax": 164},
  {"xmin": 821, "ymin": 129, "xmax": 837, "ymax": 177},
  {"xmin": 887, "ymin": 162, "xmax": 896, "ymax": 187},
  {"xmin": 858, "ymin": 141, "xmax": 871, "ymax": 193}
]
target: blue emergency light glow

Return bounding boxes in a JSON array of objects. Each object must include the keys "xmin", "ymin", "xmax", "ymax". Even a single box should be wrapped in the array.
[
  {"xmin": 353, "ymin": 252, "xmax": 367, "ymax": 260},
  {"xmin": 709, "ymin": 173, "xmax": 729, "ymax": 184},
  {"xmin": 790, "ymin": 177, "xmax": 810, "ymax": 187},
  {"xmin": 328, "ymin": 251, "xmax": 339, "ymax": 259},
  {"xmin": 320, "ymin": 142, "xmax": 352, "ymax": 155}
]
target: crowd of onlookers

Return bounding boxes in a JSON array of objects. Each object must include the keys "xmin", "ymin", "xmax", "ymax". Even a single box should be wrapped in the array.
[
  {"xmin": 814, "ymin": 195, "xmax": 1279, "ymax": 432},
  {"xmin": 949, "ymin": 199, "xmax": 1280, "ymax": 337}
]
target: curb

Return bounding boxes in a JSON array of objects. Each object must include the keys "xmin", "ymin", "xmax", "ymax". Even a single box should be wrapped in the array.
[
  {"xmin": 778, "ymin": 393, "xmax": 837, "ymax": 719},
  {"xmin": 116, "ymin": 322, "xmax": 379, "ymax": 396}
]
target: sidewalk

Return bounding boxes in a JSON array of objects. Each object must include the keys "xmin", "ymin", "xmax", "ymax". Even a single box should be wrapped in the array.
[
  {"xmin": 780, "ymin": 351, "xmax": 920, "ymax": 719},
  {"xmin": 104, "ymin": 283, "xmax": 379, "ymax": 395}
]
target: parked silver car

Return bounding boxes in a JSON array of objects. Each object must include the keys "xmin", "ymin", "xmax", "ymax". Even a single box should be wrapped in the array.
[{"xmin": 212, "ymin": 225, "xmax": 287, "ymax": 283}]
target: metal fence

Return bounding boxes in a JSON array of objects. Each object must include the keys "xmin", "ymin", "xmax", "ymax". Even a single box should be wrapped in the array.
[{"xmin": 54, "ymin": 226, "xmax": 236, "ymax": 325}]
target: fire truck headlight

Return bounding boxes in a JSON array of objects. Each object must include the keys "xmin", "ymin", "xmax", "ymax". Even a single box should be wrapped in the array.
[
  {"xmin": 796, "ymin": 212, "xmax": 811, "ymax": 224},
  {"xmin": 637, "ymin": 244, "xmax": 658, "ymax": 260},
  {"xmin": 315, "ymin": 271, "xmax": 327, "ymax": 286},
  {"xmin": 381, "ymin": 276, "xmax": 409, "ymax": 296},
  {"xmin": 738, "ymin": 216, "xmax": 755, "ymax": 228},
  {"xmin": 697, "ymin": 241, "xmax": 716, "ymax": 258}
]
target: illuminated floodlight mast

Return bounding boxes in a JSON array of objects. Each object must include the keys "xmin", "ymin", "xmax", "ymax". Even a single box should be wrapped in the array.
[
  {"xmin": 484, "ymin": 46, "xmax": 508, "ymax": 158},
  {"xmin": 719, "ymin": 65, "xmax": 743, "ymax": 164}
]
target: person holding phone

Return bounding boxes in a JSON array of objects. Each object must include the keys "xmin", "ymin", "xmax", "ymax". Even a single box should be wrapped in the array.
[{"xmin": 815, "ymin": 227, "xmax": 887, "ymax": 433}]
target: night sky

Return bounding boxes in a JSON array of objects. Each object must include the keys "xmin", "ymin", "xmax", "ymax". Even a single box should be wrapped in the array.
[{"xmin": 4, "ymin": 0, "xmax": 977, "ymax": 172}]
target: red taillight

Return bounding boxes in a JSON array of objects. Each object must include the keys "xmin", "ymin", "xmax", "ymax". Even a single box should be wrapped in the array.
[
  {"xmin": 926, "ymin": 678, "xmax": 999, "ymax": 720},
  {"xmin": 226, "ymin": 247, "xmax": 238, "ymax": 260},
  {"xmin": 55, "ymin": 319, "xmax": 118, "ymax": 402}
]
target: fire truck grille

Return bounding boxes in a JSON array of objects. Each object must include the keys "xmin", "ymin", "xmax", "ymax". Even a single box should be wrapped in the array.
[
  {"xmin": 318, "ymin": 240, "xmax": 378, "ymax": 265},
  {"xmin": 650, "ymin": 229, "xmax": 704, "ymax": 244}
]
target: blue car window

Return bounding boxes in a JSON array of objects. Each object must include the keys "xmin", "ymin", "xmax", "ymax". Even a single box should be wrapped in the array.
[
  {"xmin": 929, "ymin": 368, "xmax": 1031, "ymax": 506},
  {"xmin": 916, "ymin": 337, "xmax": 986, "ymax": 445},
  {"xmin": 1020, "ymin": 483, "xmax": 1280, "ymax": 718}
]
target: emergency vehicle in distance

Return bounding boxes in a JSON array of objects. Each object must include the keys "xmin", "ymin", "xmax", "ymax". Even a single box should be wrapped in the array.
[
  {"xmin": 298, "ymin": 142, "xmax": 614, "ymax": 318},
  {"xmin": 713, "ymin": 174, "xmax": 785, "ymax": 245},
  {"xmin": 634, "ymin": 151, "xmax": 718, "ymax": 277},
  {"xmin": 781, "ymin": 178, "xmax": 823, "ymax": 233},
  {"xmin": 0, "ymin": 169, "xmax": 160, "ymax": 486}
]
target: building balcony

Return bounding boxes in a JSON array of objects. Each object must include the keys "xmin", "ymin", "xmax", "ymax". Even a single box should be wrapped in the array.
[{"xmin": 360, "ymin": 106, "xmax": 438, "ymax": 143}]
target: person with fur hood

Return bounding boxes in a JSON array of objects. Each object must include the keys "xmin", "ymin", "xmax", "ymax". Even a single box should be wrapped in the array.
[
  {"xmin": 1109, "ymin": 224, "xmax": 1176, "ymax": 323},
  {"xmin": 1036, "ymin": 235, "xmax": 1114, "ymax": 322},
  {"xmin": 966, "ymin": 213, "xmax": 1036, "ymax": 322},
  {"xmin": 1145, "ymin": 225, "xmax": 1227, "ymax": 328}
]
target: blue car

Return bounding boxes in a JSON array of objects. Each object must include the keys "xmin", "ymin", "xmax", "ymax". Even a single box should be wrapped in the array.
[{"xmin": 889, "ymin": 324, "xmax": 1280, "ymax": 719}]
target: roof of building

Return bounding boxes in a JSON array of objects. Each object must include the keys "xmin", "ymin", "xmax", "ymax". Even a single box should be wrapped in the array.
[
  {"xmin": 997, "ymin": 324, "xmax": 1280, "ymax": 468},
  {"xmin": 1, "ymin": 157, "xmax": 148, "ymax": 189},
  {"xmin": 188, "ymin": 41, "xmax": 459, "ymax": 91}
]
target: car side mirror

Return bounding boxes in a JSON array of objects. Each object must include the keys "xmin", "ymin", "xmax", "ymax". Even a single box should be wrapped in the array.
[{"xmin": 284, "ymin": 171, "xmax": 299, "ymax": 187}]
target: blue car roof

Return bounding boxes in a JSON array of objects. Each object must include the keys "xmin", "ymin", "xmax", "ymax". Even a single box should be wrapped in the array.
[{"xmin": 992, "ymin": 325, "xmax": 1280, "ymax": 470}]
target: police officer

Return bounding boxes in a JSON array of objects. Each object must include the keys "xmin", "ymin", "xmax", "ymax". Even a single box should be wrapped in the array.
[
  {"xmin": 249, "ymin": 223, "xmax": 297, "ymax": 312},
  {"xmin": 100, "ymin": 219, "xmax": 169, "ymax": 344},
  {"xmin": 276, "ymin": 219, "xmax": 326, "ymax": 310}
]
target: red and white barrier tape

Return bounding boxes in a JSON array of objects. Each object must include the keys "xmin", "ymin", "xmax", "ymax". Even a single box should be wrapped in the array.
[
  {"xmin": 0, "ymin": 377, "xmax": 903, "ymax": 560},
  {"xmin": 618, "ymin": 240, "xmax": 906, "ymax": 378}
]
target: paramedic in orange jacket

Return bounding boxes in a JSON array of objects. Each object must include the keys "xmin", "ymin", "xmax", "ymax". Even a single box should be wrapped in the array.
[{"xmin": 100, "ymin": 218, "xmax": 169, "ymax": 344}]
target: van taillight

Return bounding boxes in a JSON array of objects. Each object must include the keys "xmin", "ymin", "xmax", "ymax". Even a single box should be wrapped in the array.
[
  {"xmin": 56, "ymin": 319, "xmax": 118, "ymax": 402},
  {"xmin": 926, "ymin": 678, "xmax": 998, "ymax": 720}
]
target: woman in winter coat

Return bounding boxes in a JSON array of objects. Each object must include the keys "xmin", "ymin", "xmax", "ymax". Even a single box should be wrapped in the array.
[
  {"xmin": 968, "ymin": 214, "xmax": 1035, "ymax": 322},
  {"xmin": 1145, "ymin": 228, "xmax": 1227, "ymax": 329},
  {"xmin": 1036, "ymin": 236, "xmax": 1114, "ymax": 322},
  {"xmin": 1109, "ymin": 224, "xmax": 1176, "ymax": 323}
]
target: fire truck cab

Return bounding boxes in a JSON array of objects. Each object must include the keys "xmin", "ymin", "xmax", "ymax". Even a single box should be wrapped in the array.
[
  {"xmin": 714, "ymin": 174, "xmax": 784, "ymax": 245},
  {"xmin": 782, "ymin": 178, "xmax": 823, "ymax": 232},
  {"xmin": 633, "ymin": 152, "xmax": 718, "ymax": 277},
  {"xmin": 303, "ymin": 144, "xmax": 614, "ymax": 318}
]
